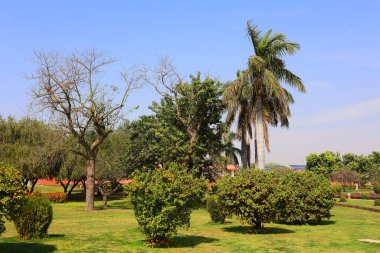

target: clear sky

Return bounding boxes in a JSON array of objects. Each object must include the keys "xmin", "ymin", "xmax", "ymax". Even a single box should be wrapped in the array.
[{"xmin": 1, "ymin": 1, "xmax": 379, "ymax": 164}]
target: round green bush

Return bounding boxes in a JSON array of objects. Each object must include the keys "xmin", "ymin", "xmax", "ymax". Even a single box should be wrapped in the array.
[
  {"xmin": 206, "ymin": 195, "xmax": 226, "ymax": 224},
  {"xmin": 126, "ymin": 163, "xmax": 207, "ymax": 242},
  {"xmin": 333, "ymin": 184, "xmax": 343, "ymax": 194},
  {"xmin": 339, "ymin": 196, "xmax": 347, "ymax": 202},
  {"xmin": 217, "ymin": 169, "xmax": 279, "ymax": 230},
  {"xmin": 0, "ymin": 163, "xmax": 24, "ymax": 235},
  {"xmin": 374, "ymin": 199, "xmax": 380, "ymax": 206},
  {"xmin": 13, "ymin": 194, "xmax": 53, "ymax": 240},
  {"xmin": 276, "ymin": 171, "xmax": 335, "ymax": 224},
  {"xmin": 373, "ymin": 184, "xmax": 380, "ymax": 194}
]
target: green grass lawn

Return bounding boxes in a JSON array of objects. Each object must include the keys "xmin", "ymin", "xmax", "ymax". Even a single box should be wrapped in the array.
[
  {"xmin": 340, "ymin": 199, "xmax": 380, "ymax": 209},
  {"xmin": 1, "ymin": 198, "xmax": 380, "ymax": 253}
]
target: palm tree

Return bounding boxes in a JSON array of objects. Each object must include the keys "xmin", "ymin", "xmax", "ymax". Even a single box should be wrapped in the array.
[
  {"xmin": 223, "ymin": 71, "xmax": 253, "ymax": 169},
  {"xmin": 246, "ymin": 21, "xmax": 305, "ymax": 169},
  {"xmin": 222, "ymin": 131, "xmax": 241, "ymax": 165}
]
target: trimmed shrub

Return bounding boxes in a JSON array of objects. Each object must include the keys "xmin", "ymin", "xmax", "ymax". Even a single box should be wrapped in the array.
[
  {"xmin": 332, "ymin": 184, "xmax": 343, "ymax": 194},
  {"xmin": 276, "ymin": 172, "xmax": 335, "ymax": 224},
  {"xmin": 126, "ymin": 163, "xmax": 207, "ymax": 243},
  {"xmin": 206, "ymin": 195, "xmax": 226, "ymax": 223},
  {"xmin": 374, "ymin": 199, "xmax": 380, "ymax": 206},
  {"xmin": 13, "ymin": 194, "xmax": 53, "ymax": 239},
  {"xmin": 217, "ymin": 169, "xmax": 279, "ymax": 230},
  {"xmin": 0, "ymin": 163, "xmax": 24, "ymax": 235},
  {"xmin": 373, "ymin": 184, "xmax": 380, "ymax": 194},
  {"xmin": 339, "ymin": 196, "xmax": 347, "ymax": 202},
  {"xmin": 361, "ymin": 193, "xmax": 370, "ymax": 199}
]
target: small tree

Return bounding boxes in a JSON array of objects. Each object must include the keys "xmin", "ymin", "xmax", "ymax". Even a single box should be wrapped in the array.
[
  {"xmin": 0, "ymin": 163, "xmax": 24, "ymax": 235},
  {"xmin": 217, "ymin": 169, "xmax": 279, "ymax": 230},
  {"xmin": 31, "ymin": 50, "xmax": 139, "ymax": 211},
  {"xmin": 306, "ymin": 151, "xmax": 342, "ymax": 178},
  {"xmin": 126, "ymin": 163, "xmax": 207, "ymax": 244},
  {"xmin": 331, "ymin": 167, "xmax": 360, "ymax": 191}
]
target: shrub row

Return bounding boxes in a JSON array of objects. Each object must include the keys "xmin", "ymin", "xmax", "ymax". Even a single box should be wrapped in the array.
[
  {"xmin": 341, "ymin": 192, "xmax": 380, "ymax": 200},
  {"xmin": 209, "ymin": 169, "xmax": 335, "ymax": 229}
]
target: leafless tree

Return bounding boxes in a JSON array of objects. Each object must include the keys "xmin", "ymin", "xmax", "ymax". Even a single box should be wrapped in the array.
[{"xmin": 31, "ymin": 49, "xmax": 140, "ymax": 211}]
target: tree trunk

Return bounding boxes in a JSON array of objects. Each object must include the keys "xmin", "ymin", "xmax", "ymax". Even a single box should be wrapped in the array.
[
  {"xmin": 29, "ymin": 178, "xmax": 38, "ymax": 193},
  {"xmin": 241, "ymin": 126, "xmax": 248, "ymax": 169},
  {"xmin": 246, "ymin": 138, "xmax": 251, "ymax": 168},
  {"xmin": 102, "ymin": 194, "xmax": 108, "ymax": 207},
  {"xmin": 67, "ymin": 180, "xmax": 79, "ymax": 199},
  {"xmin": 255, "ymin": 97, "xmax": 265, "ymax": 170},
  {"xmin": 60, "ymin": 180, "xmax": 70, "ymax": 193},
  {"xmin": 85, "ymin": 157, "xmax": 96, "ymax": 211}
]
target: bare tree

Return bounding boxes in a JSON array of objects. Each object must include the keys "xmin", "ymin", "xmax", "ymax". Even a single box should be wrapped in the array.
[
  {"xmin": 140, "ymin": 57, "xmax": 204, "ymax": 167},
  {"xmin": 31, "ymin": 49, "xmax": 139, "ymax": 211}
]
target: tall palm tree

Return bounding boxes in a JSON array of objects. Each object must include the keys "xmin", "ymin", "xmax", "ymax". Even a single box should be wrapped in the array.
[
  {"xmin": 223, "ymin": 71, "xmax": 253, "ymax": 169},
  {"xmin": 246, "ymin": 21, "xmax": 305, "ymax": 169}
]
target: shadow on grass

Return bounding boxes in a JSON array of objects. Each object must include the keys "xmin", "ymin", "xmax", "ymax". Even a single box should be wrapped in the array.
[
  {"xmin": 274, "ymin": 219, "xmax": 336, "ymax": 226},
  {"xmin": 223, "ymin": 226, "xmax": 294, "ymax": 234},
  {"xmin": 0, "ymin": 242, "xmax": 57, "ymax": 253},
  {"xmin": 307, "ymin": 220, "xmax": 336, "ymax": 226},
  {"xmin": 170, "ymin": 235, "xmax": 219, "ymax": 248},
  {"xmin": 48, "ymin": 234, "xmax": 65, "ymax": 238}
]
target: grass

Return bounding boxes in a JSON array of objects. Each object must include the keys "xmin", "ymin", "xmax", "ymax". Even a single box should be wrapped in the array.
[
  {"xmin": 1, "ymin": 198, "xmax": 380, "ymax": 253},
  {"xmin": 339, "ymin": 199, "xmax": 380, "ymax": 209}
]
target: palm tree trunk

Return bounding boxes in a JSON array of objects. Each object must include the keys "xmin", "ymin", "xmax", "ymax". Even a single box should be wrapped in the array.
[
  {"xmin": 246, "ymin": 138, "xmax": 251, "ymax": 168},
  {"xmin": 255, "ymin": 97, "xmax": 265, "ymax": 170},
  {"xmin": 241, "ymin": 126, "xmax": 248, "ymax": 169}
]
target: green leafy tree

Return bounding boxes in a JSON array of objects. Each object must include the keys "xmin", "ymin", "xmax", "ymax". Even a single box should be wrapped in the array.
[
  {"xmin": 126, "ymin": 163, "xmax": 207, "ymax": 242},
  {"xmin": 141, "ymin": 59, "xmax": 225, "ymax": 174},
  {"xmin": 96, "ymin": 127, "xmax": 130, "ymax": 207},
  {"xmin": 0, "ymin": 163, "xmax": 24, "ymax": 235},
  {"xmin": 305, "ymin": 151, "xmax": 342, "ymax": 178},
  {"xmin": 124, "ymin": 114, "xmax": 188, "ymax": 170},
  {"xmin": 0, "ymin": 117, "xmax": 64, "ymax": 192}
]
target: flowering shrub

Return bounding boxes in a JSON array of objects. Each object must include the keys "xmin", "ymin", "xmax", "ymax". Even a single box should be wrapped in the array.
[
  {"xmin": 43, "ymin": 192, "xmax": 67, "ymax": 203},
  {"xmin": 29, "ymin": 191, "xmax": 67, "ymax": 203}
]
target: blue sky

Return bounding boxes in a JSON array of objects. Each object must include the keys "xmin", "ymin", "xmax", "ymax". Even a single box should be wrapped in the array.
[{"xmin": 1, "ymin": 1, "xmax": 379, "ymax": 164}]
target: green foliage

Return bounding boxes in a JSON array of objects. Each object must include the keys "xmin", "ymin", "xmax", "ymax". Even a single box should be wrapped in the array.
[
  {"xmin": 217, "ymin": 169, "xmax": 279, "ymax": 229},
  {"xmin": 333, "ymin": 184, "xmax": 343, "ymax": 194},
  {"xmin": 206, "ymin": 195, "xmax": 226, "ymax": 224},
  {"xmin": 306, "ymin": 151, "xmax": 342, "ymax": 178},
  {"xmin": 13, "ymin": 194, "xmax": 53, "ymax": 240},
  {"xmin": 276, "ymin": 172, "xmax": 335, "ymax": 224},
  {"xmin": 126, "ymin": 163, "xmax": 207, "ymax": 241},
  {"xmin": 374, "ymin": 199, "xmax": 380, "ymax": 206},
  {"xmin": 0, "ymin": 117, "xmax": 64, "ymax": 191},
  {"xmin": 339, "ymin": 196, "xmax": 347, "ymax": 202},
  {"xmin": 124, "ymin": 115, "xmax": 188, "ymax": 171},
  {"xmin": 0, "ymin": 163, "xmax": 24, "ymax": 235},
  {"xmin": 373, "ymin": 184, "xmax": 380, "ymax": 194},
  {"xmin": 361, "ymin": 193, "xmax": 370, "ymax": 199}
]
